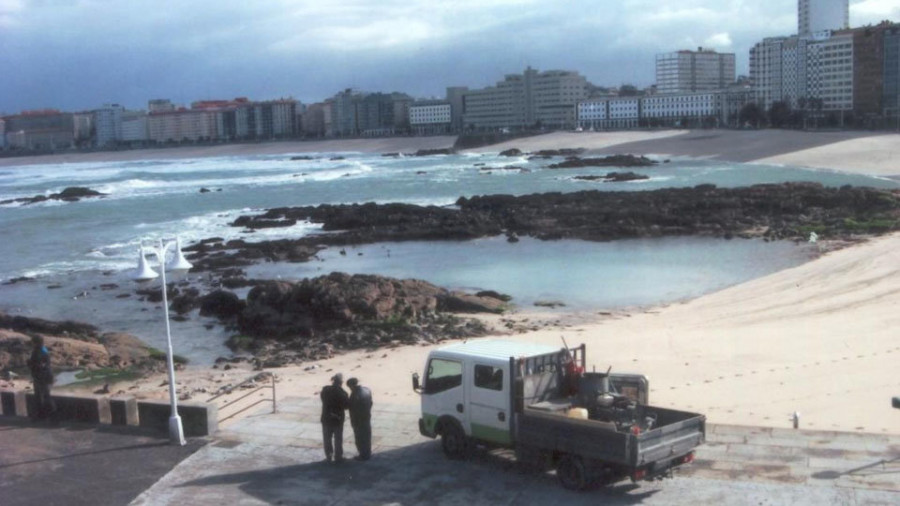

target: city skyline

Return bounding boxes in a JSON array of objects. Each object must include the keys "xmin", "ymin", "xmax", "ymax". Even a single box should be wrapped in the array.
[{"xmin": 1, "ymin": 0, "xmax": 898, "ymax": 114}]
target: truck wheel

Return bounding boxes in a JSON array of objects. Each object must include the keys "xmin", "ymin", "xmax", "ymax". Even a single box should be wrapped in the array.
[
  {"xmin": 440, "ymin": 424, "xmax": 469, "ymax": 460},
  {"xmin": 557, "ymin": 455, "xmax": 588, "ymax": 491}
]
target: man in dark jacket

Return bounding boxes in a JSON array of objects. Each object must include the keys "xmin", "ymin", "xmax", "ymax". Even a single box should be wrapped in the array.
[
  {"xmin": 320, "ymin": 373, "xmax": 349, "ymax": 462},
  {"xmin": 347, "ymin": 377, "xmax": 373, "ymax": 461},
  {"xmin": 27, "ymin": 335, "xmax": 56, "ymax": 421}
]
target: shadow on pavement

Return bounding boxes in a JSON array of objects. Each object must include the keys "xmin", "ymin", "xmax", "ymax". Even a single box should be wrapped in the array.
[
  {"xmin": 175, "ymin": 440, "xmax": 660, "ymax": 505},
  {"xmin": 0, "ymin": 416, "xmax": 203, "ymax": 506}
]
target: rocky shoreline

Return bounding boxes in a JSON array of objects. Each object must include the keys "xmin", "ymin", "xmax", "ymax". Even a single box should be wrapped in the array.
[
  {"xmin": 184, "ymin": 182, "xmax": 900, "ymax": 279},
  {"xmin": 5, "ymin": 177, "xmax": 900, "ymax": 382},
  {"xmin": 0, "ymin": 311, "xmax": 177, "ymax": 382}
]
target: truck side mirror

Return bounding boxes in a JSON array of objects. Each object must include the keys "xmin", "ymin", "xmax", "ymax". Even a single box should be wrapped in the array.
[
  {"xmin": 893, "ymin": 396, "xmax": 899, "ymax": 409},
  {"xmin": 412, "ymin": 372, "xmax": 421, "ymax": 393}
]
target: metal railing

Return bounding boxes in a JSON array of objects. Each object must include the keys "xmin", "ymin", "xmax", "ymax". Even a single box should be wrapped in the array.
[{"xmin": 207, "ymin": 373, "xmax": 277, "ymax": 423}]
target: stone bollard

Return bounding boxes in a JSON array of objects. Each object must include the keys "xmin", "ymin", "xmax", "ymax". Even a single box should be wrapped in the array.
[
  {"xmin": 1, "ymin": 390, "xmax": 28, "ymax": 417},
  {"xmin": 110, "ymin": 396, "xmax": 139, "ymax": 426}
]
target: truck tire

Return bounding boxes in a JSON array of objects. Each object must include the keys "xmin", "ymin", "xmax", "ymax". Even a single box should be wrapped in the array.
[
  {"xmin": 557, "ymin": 455, "xmax": 589, "ymax": 491},
  {"xmin": 440, "ymin": 423, "xmax": 469, "ymax": 460}
]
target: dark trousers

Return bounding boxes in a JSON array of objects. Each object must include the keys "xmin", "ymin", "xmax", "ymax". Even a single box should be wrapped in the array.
[
  {"xmin": 352, "ymin": 419, "xmax": 371, "ymax": 459},
  {"xmin": 33, "ymin": 380, "xmax": 56, "ymax": 420},
  {"xmin": 322, "ymin": 422, "xmax": 344, "ymax": 460}
]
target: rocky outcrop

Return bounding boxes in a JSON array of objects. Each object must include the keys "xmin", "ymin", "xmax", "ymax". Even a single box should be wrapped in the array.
[
  {"xmin": 499, "ymin": 148, "xmax": 523, "ymax": 157},
  {"xmin": 0, "ymin": 187, "xmax": 107, "ymax": 206},
  {"xmin": 232, "ymin": 273, "xmax": 505, "ymax": 340},
  {"xmin": 548, "ymin": 154, "xmax": 656, "ymax": 169},
  {"xmin": 574, "ymin": 172, "xmax": 650, "ymax": 183},
  {"xmin": 184, "ymin": 183, "xmax": 900, "ymax": 275},
  {"xmin": 0, "ymin": 312, "xmax": 163, "ymax": 374},
  {"xmin": 189, "ymin": 273, "xmax": 502, "ymax": 365},
  {"xmin": 199, "ymin": 290, "xmax": 246, "ymax": 320}
]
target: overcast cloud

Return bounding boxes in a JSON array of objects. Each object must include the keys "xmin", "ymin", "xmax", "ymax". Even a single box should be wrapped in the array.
[{"xmin": 1, "ymin": 0, "xmax": 898, "ymax": 113}]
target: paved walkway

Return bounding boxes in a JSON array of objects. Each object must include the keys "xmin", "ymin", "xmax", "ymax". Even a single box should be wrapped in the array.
[
  {"xmin": 0, "ymin": 417, "xmax": 201, "ymax": 506},
  {"xmin": 131, "ymin": 396, "xmax": 900, "ymax": 505}
]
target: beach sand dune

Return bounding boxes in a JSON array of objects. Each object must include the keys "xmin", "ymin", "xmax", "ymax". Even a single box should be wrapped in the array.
[{"xmin": 229, "ymin": 232, "xmax": 899, "ymax": 435}]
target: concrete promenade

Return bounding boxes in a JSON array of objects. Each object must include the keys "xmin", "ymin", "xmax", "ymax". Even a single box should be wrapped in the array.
[
  {"xmin": 131, "ymin": 396, "xmax": 900, "ymax": 505},
  {"xmin": 0, "ymin": 416, "xmax": 202, "ymax": 506}
]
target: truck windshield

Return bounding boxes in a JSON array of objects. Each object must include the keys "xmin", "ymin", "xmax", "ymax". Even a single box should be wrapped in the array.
[{"xmin": 425, "ymin": 358, "xmax": 462, "ymax": 394}]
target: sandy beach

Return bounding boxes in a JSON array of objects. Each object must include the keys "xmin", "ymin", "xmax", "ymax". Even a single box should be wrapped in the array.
[{"xmin": 7, "ymin": 129, "xmax": 900, "ymax": 435}]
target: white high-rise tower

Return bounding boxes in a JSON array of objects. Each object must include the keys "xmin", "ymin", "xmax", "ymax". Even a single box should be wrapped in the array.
[{"xmin": 798, "ymin": 0, "xmax": 849, "ymax": 36}]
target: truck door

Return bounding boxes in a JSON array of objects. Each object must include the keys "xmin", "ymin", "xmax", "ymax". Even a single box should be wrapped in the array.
[
  {"xmin": 467, "ymin": 362, "xmax": 512, "ymax": 445},
  {"xmin": 421, "ymin": 357, "xmax": 466, "ymax": 435}
]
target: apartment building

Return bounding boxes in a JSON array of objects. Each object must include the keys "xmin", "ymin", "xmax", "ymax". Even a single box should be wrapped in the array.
[
  {"xmin": 2, "ymin": 110, "xmax": 74, "ymax": 150},
  {"xmin": 656, "ymin": 48, "xmax": 736, "ymax": 94},
  {"xmin": 409, "ymin": 100, "xmax": 452, "ymax": 134},
  {"xmin": 577, "ymin": 88, "xmax": 751, "ymax": 130},
  {"xmin": 806, "ymin": 32, "xmax": 854, "ymax": 112},
  {"xmin": 751, "ymin": 30, "xmax": 854, "ymax": 113},
  {"xmin": 886, "ymin": 27, "xmax": 900, "ymax": 118},
  {"xmin": 462, "ymin": 67, "xmax": 587, "ymax": 131},
  {"xmin": 577, "ymin": 97, "xmax": 640, "ymax": 129},
  {"xmin": 301, "ymin": 102, "xmax": 327, "ymax": 137},
  {"xmin": 799, "ymin": 0, "xmax": 849, "ymax": 37}
]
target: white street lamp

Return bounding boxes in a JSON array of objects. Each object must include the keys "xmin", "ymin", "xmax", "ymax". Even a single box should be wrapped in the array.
[{"xmin": 132, "ymin": 237, "xmax": 193, "ymax": 445}]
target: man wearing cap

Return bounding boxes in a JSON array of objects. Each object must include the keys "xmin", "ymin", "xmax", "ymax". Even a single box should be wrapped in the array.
[
  {"xmin": 347, "ymin": 377, "xmax": 373, "ymax": 461},
  {"xmin": 320, "ymin": 373, "xmax": 349, "ymax": 462}
]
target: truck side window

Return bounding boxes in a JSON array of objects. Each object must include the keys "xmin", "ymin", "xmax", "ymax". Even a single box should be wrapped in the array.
[
  {"xmin": 425, "ymin": 359, "xmax": 462, "ymax": 394},
  {"xmin": 474, "ymin": 364, "xmax": 503, "ymax": 391}
]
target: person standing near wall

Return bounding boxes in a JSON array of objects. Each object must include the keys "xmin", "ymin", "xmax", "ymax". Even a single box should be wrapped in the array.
[
  {"xmin": 347, "ymin": 377, "xmax": 373, "ymax": 461},
  {"xmin": 27, "ymin": 335, "xmax": 56, "ymax": 421}
]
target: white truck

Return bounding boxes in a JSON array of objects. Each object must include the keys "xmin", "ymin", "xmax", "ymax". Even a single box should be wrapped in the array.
[{"xmin": 412, "ymin": 340, "xmax": 705, "ymax": 490}]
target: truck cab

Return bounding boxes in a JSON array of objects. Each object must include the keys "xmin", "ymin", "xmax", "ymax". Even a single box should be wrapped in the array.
[{"xmin": 415, "ymin": 340, "xmax": 537, "ymax": 450}]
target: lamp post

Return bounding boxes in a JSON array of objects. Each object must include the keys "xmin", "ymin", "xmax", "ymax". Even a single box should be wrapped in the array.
[{"xmin": 132, "ymin": 237, "xmax": 193, "ymax": 445}]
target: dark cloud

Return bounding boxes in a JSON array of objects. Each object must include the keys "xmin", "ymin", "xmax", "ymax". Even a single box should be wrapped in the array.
[{"xmin": 0, "ymin": 0, "xmax": 897, "ymax": 113}]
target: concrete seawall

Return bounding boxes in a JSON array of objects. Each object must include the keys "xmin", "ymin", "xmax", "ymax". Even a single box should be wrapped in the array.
[{"xmin": 0, "ymin": 389, "xmax": 216, "ymax": 437}]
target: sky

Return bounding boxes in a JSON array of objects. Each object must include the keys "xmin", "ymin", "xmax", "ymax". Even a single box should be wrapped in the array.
[{"xmin": 1, "ymin": 0, "xmax": 899, "ymax": 114}]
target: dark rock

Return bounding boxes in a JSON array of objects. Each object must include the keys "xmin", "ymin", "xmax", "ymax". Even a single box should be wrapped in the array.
[
  {"xmin": 199, "ymin": 290, "xmax": 245, "ymax": 320},
  {"xmin": 499, "ymin": 148, "xmax": 523, "ymax": 157},
  {"xmin": 413, "ymin": 148, "xmax": 455, "ymax": 156},
  {"xmin": 170, "ymin": 287, "xmax": 201, "ymax": 314},
  {"xmin": 532, "ymin": 148, "xmax": 585, "ymax": 157},
  {"xmin": 330, "ymin": 156, "xmax": 346, "ymax": 161},
  {"xmin": 574, "ymin": 172, "xmax": 650, "ymax": 183},
  {"xmin": 1, "ymin": 186, "xmax": 108, "ymax": 206},
  {"xmin": 548, "ymin": 154, "xmax": 656, "ymax": 169},
  {"xmin": 199, "ymin": 187, "xmax": 211, "ymax": 193},
  {"xmin": 291, "ymin": 156, "xmax": 315, "ymax": 161},
  {"xmin": 3, "ymin": 276, "xmax": 34, "ymax": 285}
]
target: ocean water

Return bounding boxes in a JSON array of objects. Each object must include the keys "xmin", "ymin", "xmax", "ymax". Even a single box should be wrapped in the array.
[{"xmin": 0, "ymin": 150, "xmax": 896, "ymax": 363}]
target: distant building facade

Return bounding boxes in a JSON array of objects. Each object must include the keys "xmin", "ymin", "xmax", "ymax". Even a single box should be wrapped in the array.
[
  {"xmin": 94, "ymin": 104, "xmax": 124, "ymax": 147},
  {"xmin": 325, "ymin": 90, "xmax": 412, "ymax": 137},
  {"xmin": 750, "ymin": 31, "xmax": 854, "ymax": 112},
  {"xmin": 656, "ymin": 49, "xmax": 736, "ymax": 94},
  {"xmin": 2, "ymin": 110, "xmax": 74, "ymax": 150},
  {"xmin": 409, "ymin": 100, "xmax": 452, "ymax": 134},
  {"xmin": 147, "ymin": 97, "xmax": 297, "ymax": 143},
  {"xmin": 886, "ymin": 26, "xmax": 900, "ymax": 119},
  {"xmin": 462, "ymin": 67, "xmax": 587, "ymax": 131},
  {"xmin": 301, "ymin": 102, "xmax": 327, "ymax": 137},
  {"xmin": 799, "ymin": 0, "xmax": 848, "ymax": 37}
]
